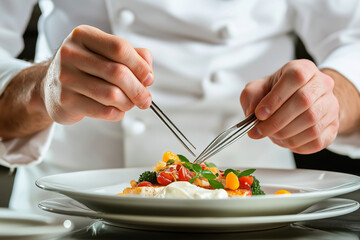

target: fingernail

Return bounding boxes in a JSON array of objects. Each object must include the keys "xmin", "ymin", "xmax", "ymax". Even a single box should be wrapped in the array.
[
  {"xmin": 142, "ymin": 97, "xmax": 151, "ymax": 109},
  {"xmin": 245, "ymin": 108, "xmax": 250, "ymax": 117},
  {"xmin": 143, "ymin": 72, "xmax": 153, "ymax": 86},
  {"xmin": 251, "ymin": 127, "xmax": 262, "ymax": 138},
  {"xmin": 258, "ymin": 107, "xmax": 271, "ymax": 119}
]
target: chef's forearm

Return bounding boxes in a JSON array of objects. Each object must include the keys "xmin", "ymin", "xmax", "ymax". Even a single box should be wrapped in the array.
[
  {"xmin": 322, "ymin": 69, "xmax": 360, "ymax": 135},
  {"xmin": 0, "ymin": 61, "xmax": 53, "ymax": 139}
]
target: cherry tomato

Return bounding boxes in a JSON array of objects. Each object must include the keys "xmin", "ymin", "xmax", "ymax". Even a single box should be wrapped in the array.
[
  {"xmin": 239, "ymin": 176, "xmax": 254, "ymax": 190},
  {"xmin": 157, "ymin": 171, "xmax": 174, "ymax": 186},
  {"xmin": 161, "ymin": 171, "xmax": 175, "ymax": 181},
  {"xmin": 136, "ymin": 181, "xmax": 153, "ymax": 187},
  {"xmin": 178, "ymin": 166, "xmax": 192, "ymax": 181},
  {"xmin": 201, "ymin": 164, "xmax": 206, "ymax": 170}
]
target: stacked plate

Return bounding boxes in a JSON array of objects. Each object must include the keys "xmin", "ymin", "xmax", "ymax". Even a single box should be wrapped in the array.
[
  {"xmin": 0, "ymin": 208, "xmax": 73, "ymax": 239},
  {"xmin": 36, "ymin": 167, "xmax": 360, "ymax": 232}
]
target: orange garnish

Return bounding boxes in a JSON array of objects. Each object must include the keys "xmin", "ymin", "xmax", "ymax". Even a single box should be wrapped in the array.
[
  {"xmin": 226, "ymin": 172, "xmax": 240, "ymax": 190},
  {"xmin": 162, "ymin": 151, "xmax": 179, "ymax": 163},
  {"xmin": 274, "ymin": 190, "xmax": 291, "ymax": 195}
]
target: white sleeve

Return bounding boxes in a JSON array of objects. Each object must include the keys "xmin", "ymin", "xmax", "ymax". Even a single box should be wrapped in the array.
[
  {"xmin": 0, "ymin": 0, "xmax": 54, "ymax": 167},
  {"xmin": 290, "ymin": 0, "xmax": 360, "ymax": 158}
]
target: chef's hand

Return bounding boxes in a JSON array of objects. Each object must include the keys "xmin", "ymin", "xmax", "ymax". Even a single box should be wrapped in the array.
[
  {"xmin": 240, "ymin": 59, "xmax": 340, "ymax": 154},
  {"xmin": 44, "ymin": 25, "xmax": 153, "ymax": 124}
]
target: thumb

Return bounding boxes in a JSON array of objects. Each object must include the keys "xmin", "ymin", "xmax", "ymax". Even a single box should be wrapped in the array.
[{"xmin": 240, "ymin": 79, "xmax": 269, "ymax": 117}]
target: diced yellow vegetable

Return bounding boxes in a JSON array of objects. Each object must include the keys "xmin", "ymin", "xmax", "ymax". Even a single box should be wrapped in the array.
[
  {"xmin": 153, "ymin": 161, "xmax": 167, "ymax": 172},
  {"xmin": 226, "ymin": 172, "xmax": 239, "ymax": 190},
  {"xmin": 130, "ymin": 180, "xmax": 137, "ymax": 187},
  {"xmin": 274, "ymin": 190, "xmax": 291, "ymax": 195}
]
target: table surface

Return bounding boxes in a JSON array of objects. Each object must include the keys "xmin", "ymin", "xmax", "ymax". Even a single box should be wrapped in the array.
[{"xmin": 58, "ymin": 191, "xmax": 360, "ymax": 240}]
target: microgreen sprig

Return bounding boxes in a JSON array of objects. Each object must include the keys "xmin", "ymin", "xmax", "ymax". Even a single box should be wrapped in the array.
[
  {"xmin": 224, "ymin": 168, "xmax": 256, "ymax": 178},
  {"xmin": 177, "ymin": 155, "xmax": 223, "ymax": 189}
]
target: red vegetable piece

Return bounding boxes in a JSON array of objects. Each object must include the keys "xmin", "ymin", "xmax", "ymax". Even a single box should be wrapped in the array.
[
  {"xmin": 136, "ymin": 181, "xmax": 153, "ymax": 187},
  {"xmin": 239, "ymin": 176, "xmax": 253, "ymax": 190},
  {"xmin": 178, "ymin": 166, "xmax": 192, "ymax": 181},
  {"xmin": 157, "ymin": 171, "xmax": 174, "ymax": 186}
]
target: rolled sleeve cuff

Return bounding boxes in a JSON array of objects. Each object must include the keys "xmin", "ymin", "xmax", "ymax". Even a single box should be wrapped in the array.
[
  {"xmin": 0, "ymin": 56, "xmax": 33, "ymax": 95},
  {"xmin": 318, "ymin": 43, "xmax": 360, "ymax": 94},
  {"xmin": 318, "ymin": 43, "xmax": 360, "ymax": 159},
  {"xmin": 0, "ymin": 124, "xmax": 55, "ymax": 168}
]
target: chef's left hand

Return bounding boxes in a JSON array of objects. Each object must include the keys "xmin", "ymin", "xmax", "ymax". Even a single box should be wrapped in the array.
[{"xmin": 240, "ymin": 59, "xmax": 340, "ymax": 154}]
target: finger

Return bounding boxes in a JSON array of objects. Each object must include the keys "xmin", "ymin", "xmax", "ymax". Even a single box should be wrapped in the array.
[
  {"xmin": 61, "ymin": 44, "xmax": 152, "ymax": 109},
  {"xmin": 271, "ymin": 92, "xmax": 338, "ymax": 140},
  {"xmin": 135, "ymin": 48, "xmax": 154, "ymax": 86},
  {"xmin": 60, "ymin": 67, "xmax": 134, "ymax": 112},
  {"xmin": 70, "ymin": 25, "xmax": 153, "ymax": 84},
  {"xmin": 249, "ymin": 72, "xmax": 333, "ymax": 139},
  {"xmin": 290, "ymin": 120, "xmax": 339, "ymax": 154},
  {"xmin": 60, "ymin": 90, "xmax": 125, "ymax": 122},
  {"xmin": 240, "ymin": 79, "xmax": 268, "ymax": 117},
  {"xmin": 255, "ymin": 60, "xmax": 317, "ymax": 120}
]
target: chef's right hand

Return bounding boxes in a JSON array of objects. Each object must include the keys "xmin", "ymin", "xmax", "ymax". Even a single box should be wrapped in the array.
[{"xmin": 43, "ymin": 25, "xmax": 153, "ymax": 125}]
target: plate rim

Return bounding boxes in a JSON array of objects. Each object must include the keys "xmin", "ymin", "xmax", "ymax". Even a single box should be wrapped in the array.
[{"xmin": 38, "ymin": 197, "xmax": 359, "ymax": 225}]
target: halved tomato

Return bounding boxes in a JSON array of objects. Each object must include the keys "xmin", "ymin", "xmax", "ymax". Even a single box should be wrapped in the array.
[
  {"xmin": 136, "ymin": 181, "xmax": 153, "ymax": 187},
  {"xmin": 239, "ymin": 176, "xmax": 254, "ymax": 190},
  {"xmin": 178, "ymin": 166, "xmax": 192, "ymax": 181},
  {"xmin": 157, "ymin": 171, "xmax": 174, "ymax": 186}
]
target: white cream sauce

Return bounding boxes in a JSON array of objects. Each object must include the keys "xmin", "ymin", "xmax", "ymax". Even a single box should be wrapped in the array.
[{"xmin": 154, "ymin": 182, "xmax": 228, "ymax": 199}]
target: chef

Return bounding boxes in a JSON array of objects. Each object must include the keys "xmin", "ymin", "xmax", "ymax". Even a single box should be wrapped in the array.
[{"xmin": 0, "ymin": 0, "xmax": 360, "ymax": 214}]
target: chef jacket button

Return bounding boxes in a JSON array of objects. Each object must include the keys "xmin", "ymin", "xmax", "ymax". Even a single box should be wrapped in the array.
[
  {"xmin": 124, "ymin": 119, "xmax": 146, "ymax": 136},
  {"xmin": 218, "ymin": 24, "xmax": 237, "ymax": 39},
  {"xmin": 210, "ymin": 71, "xmax": 221, "ymax": 83},
  {"xmin": 116, "ymin": 9, "xmax": 135, "ymax": 27}
]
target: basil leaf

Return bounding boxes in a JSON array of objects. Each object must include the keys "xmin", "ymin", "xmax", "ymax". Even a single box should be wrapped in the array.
[
  {"xmin": 166, "ymin": 160, "xmax": 175, "ymax": 165},
  {"xmin": 238, "ymin": 169, "xmax": 256, "ymax": 178},
  {"xmin": 189, "ymin": 176, "xmax": 197, "ymax": 184},
  {"xmin": 204, "ymin": 162, "xmax": 217, "ymax": 168},
  {"xmin": 201, "ymin": 170, "xmax": 216, "ymax": 180},
  {"xmin": 183, "ymin": 162, "xmax": 193, "ymax": 171},
  {"xmin": 209, "ymin": 179, "xmax": 224, "ymax": 189},
  {"xmin": 178, "ymin": 154, "xmax": 189, "ymax": 163},
  {"xmin": 224, "ymin": 169, "xmax": 239, "ymax": 177},
  {"xmin": 192, "ymin": 164, "xmax": 202, "ymax": 173}
]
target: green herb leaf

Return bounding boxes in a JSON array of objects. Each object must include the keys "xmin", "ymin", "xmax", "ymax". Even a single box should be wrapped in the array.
[
  {"xmin": 183, "ymin": 162, "xmax": 193, "ymax": 171},
  {"xmin": 166, "ymin": 160, "xmax": 175, "ymax": 165},
  {"xmin": 204, "ymin": 162, "xmax": 217, "ymax": 168},
  {"xmin": 238, "ymin": 169, "xmax": 256, "ymax": 178},
  {"xmin": 209, "ymin": 179, "xmax": 224, "ymax": 189},
  {"xmin": 201, "ymin": 170, "xmax": 216, "ymax": 180},
  {"xmin": 192, "ymin": 164, "xmax": 202, "ymax": 173},
  {"xmin": 177, "ymin": 154, "xmax": 190, "ymax": 163},
  {"xmin": 224, "ymin": 169, "xmax": 239, "ymax": 177},
  {"xmin": 189, "ymin": 176, "xmax": 197, "ymax": 184}
]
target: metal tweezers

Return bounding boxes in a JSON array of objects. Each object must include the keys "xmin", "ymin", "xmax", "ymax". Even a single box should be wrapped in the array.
[
  {"xmin": 150, "ymin": 101, "xmax": 197, "ymax": 157},
  {"xmin": 193, "ymin": 113, "xmax": 258, "ymax": 164}
]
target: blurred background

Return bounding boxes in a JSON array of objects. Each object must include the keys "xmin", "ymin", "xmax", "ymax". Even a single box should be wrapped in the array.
[{"xmin": 1, "ymin": 3, "xmax": 359, "ymax": 208}]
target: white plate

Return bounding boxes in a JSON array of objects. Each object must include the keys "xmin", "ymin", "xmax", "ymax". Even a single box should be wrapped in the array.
[
  {"xmin": 39, "ymin": 197, "xmax": 359, "ymax": 232},
  {"xmin": 0, "ymin": 208, "xmax": 73, "ymax": 239},
  {"xmin": 36, "ymin": 168, "xmax": 360, "ymax": 217}
]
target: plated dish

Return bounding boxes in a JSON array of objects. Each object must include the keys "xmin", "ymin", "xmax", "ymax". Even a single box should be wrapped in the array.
[
  {"xmin": 119, "ymin": 151, "xmax": 273, "ymax": 198},
  {"xmin": 38, "ymin": 197, "xmax": 359, "ymax": 232},
  {"xmin": 36, "ymin": 160, "xmax": 360, "ymax": 217}
]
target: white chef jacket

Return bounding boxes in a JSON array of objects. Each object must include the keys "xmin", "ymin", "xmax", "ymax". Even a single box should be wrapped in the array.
[{"xmin": 1, "ymin": 0, "xmax": 360, "ymax": 214}]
